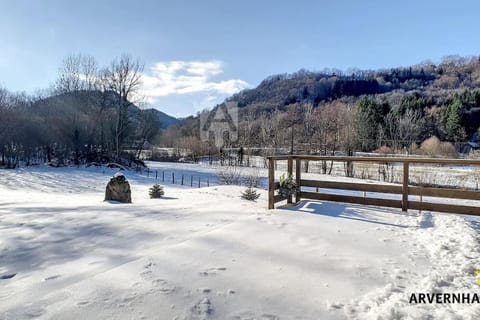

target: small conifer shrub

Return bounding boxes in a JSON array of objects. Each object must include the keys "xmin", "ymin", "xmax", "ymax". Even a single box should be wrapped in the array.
[
  {"xmin": 241, "ymin": 187, "xmax": 261, "ymax": 201},
  {"xmin": 149, "ymin": 184, "xmax": 165, "ymax": 198}
]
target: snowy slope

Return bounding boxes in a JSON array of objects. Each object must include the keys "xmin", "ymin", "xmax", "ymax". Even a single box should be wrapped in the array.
[{"xmin": 0, "ymin": 165, "xmax": 479, "ymax": 319}]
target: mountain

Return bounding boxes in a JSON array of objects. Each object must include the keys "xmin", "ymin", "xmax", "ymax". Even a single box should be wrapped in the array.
[
  {"xmin": 145, "ymin": 108, "xmax": 179, "ymax": 128},
  {"xmin": 33, "ymin": 91, "xmax": 178, "ymax": 130},
  {"xmin": 224, "ymin": 56, "xmax": 480, "ymax": 115}
]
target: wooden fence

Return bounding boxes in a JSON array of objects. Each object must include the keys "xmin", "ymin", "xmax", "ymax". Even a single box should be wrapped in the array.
[{"xmin": 268, "ymin": 155, "xmax": 480, "ymax": 216}]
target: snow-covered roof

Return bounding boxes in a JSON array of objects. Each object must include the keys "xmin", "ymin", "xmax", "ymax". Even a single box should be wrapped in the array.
[{"xmin": 467, "ymin": 141, "xmax": 480, "ymax": 148}]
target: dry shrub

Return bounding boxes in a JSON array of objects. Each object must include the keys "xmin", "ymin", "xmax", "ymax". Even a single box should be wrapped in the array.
[
  {"xmin": 217, "ymin": 166, "xmax": 243, "ymax": 185},
  {"xmin": 438, "ymin": 142, "xmax": 458, "ymax": 158},
  {"xmin": 374, "ymin": 145, "xmax": 395, "ymax": 155},
  {"xmin": 467, "ymin": 150, "xmax": 480, "ymax": 159},
  {"xmin": 420, "ymin": 136, "xmax": 458, "ymax": 158},
  {"xmin": 373, "ymin": 146, "xmax": 398, "ymax": 182},
  {"xmin": 243, "ymin": 167, "xmax": 261, "ymax": 188},
  {"xmin": 410, "ymin": 143, "xmax": 420, "ymax": 155}
]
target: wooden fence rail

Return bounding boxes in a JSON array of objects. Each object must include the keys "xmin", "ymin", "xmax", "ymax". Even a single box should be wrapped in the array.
[{"xmin": 268, "ymin": 155, "xmax": 480, "ymax": 216}]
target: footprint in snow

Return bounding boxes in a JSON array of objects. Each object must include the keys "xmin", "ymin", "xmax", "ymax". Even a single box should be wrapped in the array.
[
  {"xmin": 151, "ymin": 279, "xmax": 177, "ymax": 294},
  {"xmin": 23, "ymin": 307, "xmax": 46, "ymax": 318},
  {"xmin": 189, "ymin": 298, "xmax": 213, "ymax": 319},
  {"xmin": 261, "ymin": 314, "xmax": 280, "ymax": 320},
  {"xmin": 140, "ymin": 262, "xmax": 156, "ymax": 279},
  {"xmin": 140, "ymin": 269, "xmax": 153, "ymax": 279},
  {"xmin": 44, "ymin": 275, "xmax": 61, "ymax": 281},
  {"xmin": 231, "ymin": 312, "xmax": 279, "ymax": 320},
  {"xmin": 1, "ymin": 273, "xmax": 16, "ymax": 280},
  {"xmin": 198, "ymin": 267, "xmax": 227, "ymax": 277},
  {"xmin": 328, "ymin": 303, "xmax": 345, "ymax": 310},
  {"xmin": 278, "ymin": 222, "xmax": 287, "ymax": 229}
]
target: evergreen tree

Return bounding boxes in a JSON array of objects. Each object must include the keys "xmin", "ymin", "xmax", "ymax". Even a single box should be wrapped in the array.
[
  {"xmin": 354, "ymin": 96, "xmax": 388, "ymax": 151},
  {"xmin": 444, "ymin": 100, "xmax": 466, "ymax": 142},
  {"xmin": 241, "ymin": 187, "xmax": 260, "ymax": 201},
  {"xmin": 149, "ymin": 184, "xmax": 165, "ymax": 198}
]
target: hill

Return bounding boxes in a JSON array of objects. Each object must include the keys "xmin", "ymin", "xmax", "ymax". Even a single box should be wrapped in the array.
[
  {"xmin": 146, "ymin": 108, "xmax": 179, "ymax": 128},
  {"xmin": 164, "ymin": 55, "xmax": 480, "ymax": 154},
  {"xmin": 227, "ymin": 55, "xmax": 480, "ymax": 114},
  {"xmin": 32, "ymin": 92, "xmax": 178, "ymax": 130}
]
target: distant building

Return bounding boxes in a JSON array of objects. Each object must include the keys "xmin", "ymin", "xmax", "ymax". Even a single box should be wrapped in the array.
[{"xmin": 462, "ymin": 133, "xmax": 480, "ymax": 154}]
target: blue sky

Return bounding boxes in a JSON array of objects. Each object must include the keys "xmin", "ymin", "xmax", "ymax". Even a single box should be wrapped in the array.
[{"xmin": 1, "ymin": 0, "xmax": 480, "ymax": 117}]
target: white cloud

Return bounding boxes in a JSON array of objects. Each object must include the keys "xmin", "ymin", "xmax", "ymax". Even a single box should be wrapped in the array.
[
  {"xmin": 192, "ymin": 95, "xmax": 221, "ymax": 113},
  {"xmin": 141, "ymin": 60, "xmax": 249, "ymax": 99}
]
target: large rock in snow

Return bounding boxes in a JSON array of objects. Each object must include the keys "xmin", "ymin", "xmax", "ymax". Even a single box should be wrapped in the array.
[{"xmin": 104, "ymin": 172, "xmax": 132, "ymax": 203}]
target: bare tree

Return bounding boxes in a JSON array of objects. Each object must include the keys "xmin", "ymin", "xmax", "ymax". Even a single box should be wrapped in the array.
[
  {"xmin": 56, "ymin": 54, "xmax": 99, "ymax": 93},
  {"xmin": 313, "ymin": 102, "xmax": 347, "ymax": 173},
  {"xmin": 238, "ymin": 109, "xmax": 256, "ymax": 166},
  {"xmin": 398, "ymin": 109, "xmax": 422, "ymax": 153},
  {"xmin": 301, "ymin": 103, "xmax": 315, "ymax": 142},
  {"xmin": 300, "ymin": 103, "xmax": 315, "ymax": 157},
  {"xmin": 134, "ymin": 109, "xmax": 161, "ymax": 159},
  {"xmin": 282, "ymin": 103, "xmax": 302, "ymax": 154},
  {"xmin": 103, "ymin": 54, "xmax": 144, "ymax": 160},
  {"xmin": 56, "ymin": 55, "xmax": 82, "ymax": 93},
  {"xmin": 384, "ymin": 109, "xmax": 422, "ymax": 152}
]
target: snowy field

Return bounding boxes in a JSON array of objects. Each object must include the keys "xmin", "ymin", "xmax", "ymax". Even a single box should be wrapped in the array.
[{"xmin": 1, "ymin": 163, "xmax": 480, "ymax": 319}]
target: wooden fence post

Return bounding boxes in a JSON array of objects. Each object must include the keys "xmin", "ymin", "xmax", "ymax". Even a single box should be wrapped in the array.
[
  {"xmin": 155, "ymin": 170, "xmax": 158, "ymax": 180},
  {"xmin": 268, "ymin": 158, "xmax": 274, "ymax": 209},
  {"xmin": 402, "ymin": 161, "xmax": 409, "ymax": 212},
  {"xmin": 162, "ymin": 171, "xmax": 164, "ymax": 182},
  {"xmin": 287, "ymin": 157, "xmax": 293, "ymax": 204},
  {"xmin": 172, "ymin": 172, "xmax": 175, "ymax": 184},
  {"xmin": 207, "ymin": 178, "xmax": 209, "ymax": 187},
  {"xmin": 198, "ymin": 176, "xmax": 201, "ymax": 188},
  {"xmin": 191, "ymin": 176, "xmax": 193, "ymax": 187},
  {"xmin": 295, "ymin": 158, "xmax": 301, "ymax": 203},
  {"xmin": 181, "ymin": 174, "xmax": 184, "ymax": 185}
]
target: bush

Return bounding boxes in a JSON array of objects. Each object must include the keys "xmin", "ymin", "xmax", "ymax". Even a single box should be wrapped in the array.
[
  {"xmin": 243, "ymin": 167, "xmax": 261, "ymax": 188},
  {"xmin": 149, "ymin": 184, "xmax": 165, "ymax": 198},
  {"xmin": 241, "ymin": 187, "xmax": 261, "ymax": 201},
  {"xmin": 217, "ymin": 165, "xmax": 243, "ymax": 185},
  {"xmin": 374, "ymin": 145, "xmax": 395, "ymax": 155},
  {"xmin": 278, "ymin": 173, "xmax": 299, "ymax": 198},
  {"xmin": 419, "ymin": 136, "xmax": 458, "ymax": 158}
]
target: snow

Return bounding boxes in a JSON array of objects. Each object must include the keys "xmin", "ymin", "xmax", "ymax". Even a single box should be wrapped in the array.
[
  {"xmin": 113, "ymin": 172, "xmax": 125, "ymax": 178},
  {"xmin": 0, "ymin": 164, "xmax": 480, "ymax": 319}
]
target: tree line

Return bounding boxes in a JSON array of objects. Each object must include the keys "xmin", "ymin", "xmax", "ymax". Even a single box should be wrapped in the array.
[
  {"xmin": 162, "ymin": 92, "xmax": 476, "ymax": 166},
  {"xmin": 0, "ymin": 54, "xmax": 160, "ymax": 168}
]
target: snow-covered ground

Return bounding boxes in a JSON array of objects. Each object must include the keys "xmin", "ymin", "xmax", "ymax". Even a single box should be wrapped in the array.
[{"xmin": 1, "ymin": 164, "xmax": 480, "ymax": 319}]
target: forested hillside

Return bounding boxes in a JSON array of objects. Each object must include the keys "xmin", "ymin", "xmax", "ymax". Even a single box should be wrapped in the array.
[{"xmin": 162, "ymin": 55, "xmax": 480, "ymax": 158}]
